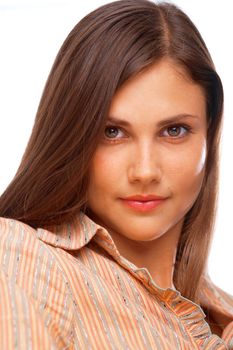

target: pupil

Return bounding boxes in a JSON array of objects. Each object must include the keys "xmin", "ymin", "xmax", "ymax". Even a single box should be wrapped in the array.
[
  {"xmin": 168, "ymin": 127, "xmax": 180, "ymax": 136},
  {"xmin": 105, "ymin": 127, "xmax": 118, "ymax": 138}
]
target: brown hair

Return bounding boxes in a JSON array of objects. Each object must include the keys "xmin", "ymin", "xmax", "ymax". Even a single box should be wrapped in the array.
[{"xmin": 0, "ymin": 0, "xmax": 223, "ymax": 303}]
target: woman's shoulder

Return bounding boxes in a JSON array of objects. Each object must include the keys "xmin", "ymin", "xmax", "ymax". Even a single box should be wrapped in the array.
[
  {"xmin": 200, "ymin": 273, "xmax": 233, "ymax": 313},
  {"xmin": 0, "ymin": 216, "xmax": 68, "ymax": 290},
  {"xmin": 0, "ymin": 216, "xmax": 40, "ymax": 262},
  {"xmin": 0, "ymin": 216, "xmax": 74, "ymax": 348},
  {"xmin": 0, "ymin": 216, "xmax": 52, "ymax": 265},
  {"xmin": 0, "ymin": 215, "xmax": 67, "ymax": 298},
  {"xmin": 0, "ymin": 215, "xmax": 36, "ymax": 235},
  {"xmin": 200, "ymin": 273, "xmax": 233, "ymax": 346}
]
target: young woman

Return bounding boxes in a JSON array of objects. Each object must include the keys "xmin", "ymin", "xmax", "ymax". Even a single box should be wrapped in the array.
[{"xmin": 0, "ymin": 0, "xmax": 232, "ymax": 349}]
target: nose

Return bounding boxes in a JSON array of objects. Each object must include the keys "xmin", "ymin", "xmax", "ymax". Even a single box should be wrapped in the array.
[{"xmin": 127, "ymin": 142, "xmax": 162, "ymax": 185}]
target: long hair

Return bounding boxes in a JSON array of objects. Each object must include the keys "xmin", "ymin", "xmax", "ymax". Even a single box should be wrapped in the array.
[{"xmin": 0, "ymin": 0, "xmax": 223, "ymax": 303}]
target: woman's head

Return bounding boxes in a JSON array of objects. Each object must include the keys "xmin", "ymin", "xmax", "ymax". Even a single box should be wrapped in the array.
[
  {"xmin": 0, "ymin": 0, "xmax": 223, "ymax": 301},
  {"xmin": 87, "ymin": 58, "xmax": 207, "ymax": 248}
]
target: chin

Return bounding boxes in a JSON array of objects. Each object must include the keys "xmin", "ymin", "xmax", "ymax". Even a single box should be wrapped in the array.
[{"xmin": 121, "ymin": 226, "xmax": 165, "ymax": 242}]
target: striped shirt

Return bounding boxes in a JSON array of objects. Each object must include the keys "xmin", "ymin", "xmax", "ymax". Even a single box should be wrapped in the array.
[{"xmin": 0, "ymin": 212, "xmax": 233, "ymax": 349}]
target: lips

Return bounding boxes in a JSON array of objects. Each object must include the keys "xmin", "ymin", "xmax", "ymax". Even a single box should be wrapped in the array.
[
  {"xmin": 123, "ymin": 195, "xmax": 166, "ymax": 201},
  {"xmin": 120, "ymin": 194, "xmax": 166, "ymax": 212}
]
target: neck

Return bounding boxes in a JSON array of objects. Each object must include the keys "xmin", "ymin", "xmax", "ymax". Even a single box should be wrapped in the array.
[{"xmin": 109, "ymin": 220, "xmax": 183, "ymax": 290}]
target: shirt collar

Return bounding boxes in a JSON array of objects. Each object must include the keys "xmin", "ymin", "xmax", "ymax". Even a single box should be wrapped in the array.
[
  {"xmin": 36, "ymin": 211, "xmax": 233, "ymax": 325},
  {"xmin": 36, "ymin": 211, "xmax": 178, "ymax": 297},
  {"xmin": 36, "ymin": 211, "xmax": 116, "ymax": 251}
]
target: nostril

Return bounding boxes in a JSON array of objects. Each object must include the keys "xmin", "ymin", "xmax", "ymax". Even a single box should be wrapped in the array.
[{"xmin": 127, "ymin": 163, "xmax": 162, "ymax": 184}]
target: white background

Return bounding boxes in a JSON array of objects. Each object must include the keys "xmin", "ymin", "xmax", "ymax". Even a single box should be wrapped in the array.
[{"xmin": 0, "ymin": 1, "xmax": 232, "ymax": 294}]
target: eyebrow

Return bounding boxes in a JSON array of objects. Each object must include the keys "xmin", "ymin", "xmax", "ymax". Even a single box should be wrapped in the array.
[{"xmin": 107, "ymin": 114, "xmax": 200, "ymax": 128}]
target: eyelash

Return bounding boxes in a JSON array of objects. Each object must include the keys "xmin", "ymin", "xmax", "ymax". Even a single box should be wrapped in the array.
[{"xmin": 103, "ymin": 123, "xmax": 193, "ymax": 143}]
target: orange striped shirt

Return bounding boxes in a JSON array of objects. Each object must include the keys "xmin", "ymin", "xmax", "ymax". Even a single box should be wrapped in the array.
[{"xmin": 0, "ymin": 212, "xmax": 232, "ymax": 349}]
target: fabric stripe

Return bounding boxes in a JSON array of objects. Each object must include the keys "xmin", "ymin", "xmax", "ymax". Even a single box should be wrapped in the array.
[
  {"xmin": 86, "ymin": 247, "xmax": 150, "ymax": 349},
  {"xmin": 0, "ymin": 215, "xmax": 232, "ymax": 349}
]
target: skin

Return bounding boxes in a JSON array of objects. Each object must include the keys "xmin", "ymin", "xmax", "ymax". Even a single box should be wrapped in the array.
[{"xmin": 87, "ymin": 58, "xmax": 207, "ymax": 289}]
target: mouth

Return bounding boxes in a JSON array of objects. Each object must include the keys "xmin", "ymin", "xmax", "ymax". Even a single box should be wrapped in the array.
[
  {"xmin": 120, "ymin": 195, "xmax": 167, "ymax": 212},
  {"xmin": 123, "ymin": 194, "xmax": 166, "ymax": 201}
]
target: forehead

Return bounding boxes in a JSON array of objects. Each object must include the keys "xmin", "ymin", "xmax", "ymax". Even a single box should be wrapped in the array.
[{"xmin": 109, "ymin": 59, "xmax": 206, "ymax": 124}]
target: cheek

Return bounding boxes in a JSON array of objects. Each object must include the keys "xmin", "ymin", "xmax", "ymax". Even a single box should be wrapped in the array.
[
  {"xmin": 168, "ymin": 140, "xmax": 207, "ymax": 195},
  {"xmin": 191, "ymin": 141, "xmax": 206, "ymax": 180},
  {"xmin": 89, "ymin": 149, "xmax": 124, "ymax": 191}
]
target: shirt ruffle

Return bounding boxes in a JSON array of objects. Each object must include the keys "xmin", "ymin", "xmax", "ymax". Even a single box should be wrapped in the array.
[{"xmin": 166, "ymin": 290, "xmax": 227, "ymax": 349}]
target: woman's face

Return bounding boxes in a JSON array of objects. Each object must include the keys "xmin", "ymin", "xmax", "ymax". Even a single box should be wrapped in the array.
[{"xmin": 87, "ymin": 59, "xmax": 207, "ymax": 243}]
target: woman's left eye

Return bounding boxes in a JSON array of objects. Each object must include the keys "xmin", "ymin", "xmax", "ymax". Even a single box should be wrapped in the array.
[{"xmin": 162, "ymin": 125, "xmax": 190, "ymax": 138}]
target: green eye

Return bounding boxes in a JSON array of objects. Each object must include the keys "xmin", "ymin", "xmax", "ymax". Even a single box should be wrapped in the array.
[
  {"xmin": 167, "ymin": 126, "xmax": 182, "ymax": 136},
  {"xmin": 163, "ymin": 125, "xmax": 190, "ymax": 138},
  {"xmin": 105, "ymin": 127, "xmax": 119, "ymax": 138}
]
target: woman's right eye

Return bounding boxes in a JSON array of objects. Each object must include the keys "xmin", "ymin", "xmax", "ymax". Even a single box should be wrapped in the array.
[{"xmin": 104, "ymin": 126, "xmax": 125, "ymax": 140}]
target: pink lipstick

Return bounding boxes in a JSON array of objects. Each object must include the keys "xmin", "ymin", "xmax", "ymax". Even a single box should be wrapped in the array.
[{"xmin": 120, "ymin": 195, "xmax": 166, "ymax": 212}]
